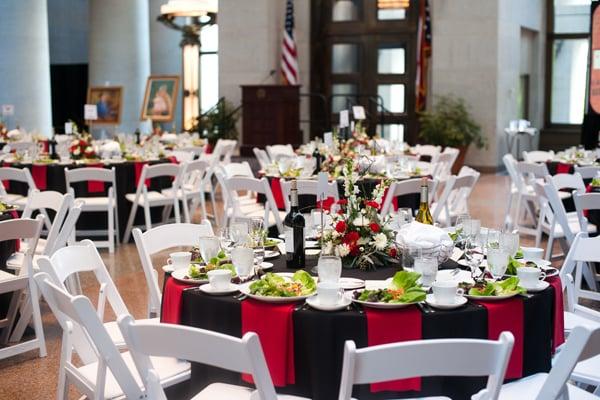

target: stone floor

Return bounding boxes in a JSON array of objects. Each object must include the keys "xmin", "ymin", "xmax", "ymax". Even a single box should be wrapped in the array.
[{"xmin": 0, "ymin": 173, "xmax": 566, "ymax": 399}]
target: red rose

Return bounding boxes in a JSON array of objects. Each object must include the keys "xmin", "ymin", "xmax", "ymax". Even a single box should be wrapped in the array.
[
  {"xmin": 370, "ymin": 222, "xmax": 380, "ymax": 233},
  {"xmin": 350, "ymin": 245, "xmax": 360, "ymax": 256},
  {"xmin": 337, "ymin": 209, "xmax": 344, "ymax": 215},
  {"xmin": 337, "ymin": 199, "xmax": 348, "ymax": 206},
  {"xmin": 389, "ymin": 247, "xmax": 398, "ymax": 258},
  {"xmin": 335, "ymin": 220, "xmax": 347, "ymax": 233},
  {"xmin": 343, "ymin": 231, "xmax": 360, "ymax": 244},
  {"xmin": 365, "ymin": 201, "xmax": 379, "ymax": 209}
]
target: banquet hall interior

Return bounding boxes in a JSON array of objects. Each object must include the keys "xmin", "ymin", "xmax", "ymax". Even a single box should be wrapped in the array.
[{"xmin": 3, "ymin": 0, "xmax": 600, "ymax": 399}]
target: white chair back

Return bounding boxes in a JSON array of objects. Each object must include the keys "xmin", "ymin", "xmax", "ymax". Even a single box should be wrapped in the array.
[
  {"xmin": 574, "ymin": 165, "xmax": 600, "ymax": 180},
  {"xmin": 414, "ymin": 144, "xmax": 441, "ymax": 162},
  {"xmin": 559, "ymin": 232, "xmax": 600, "ymax": 307},
  {"xmin": 380, "ymin": 178, "xmax": 436, "ymax": 218},
  {"xmin": 0, "ymin": 167, "xmax": 37, "ymax": 195},
  {"xmin": 543, "ymin": 178, "xmax": 576, "ymax": 243},
  {"xmin": 338, "ymin": 333, "xmax": 514, "ymax": 400},
  {"xmin": 22, "ymin": 190, "xmax": 73, "ymax": 254},
  {"xmin": 280, "ymin": 179, "xmax": 340, "ymax": 214},
  {"xmin": 432, "ymin": 174, "xmax": 478, "ymax": 225},
  {"xmin": 118, "ymin": 315, "xmax": 279, "ymax": 400},
  {"xmin": 550, "ymin": 172, "xmax": 585, "ymax": 192},
  {"xmin": 64, "ymin": 166, "xmax": 116, "ymax": 188},
  {"xmin": 573, "ymin": 191, "xmax": 600, "ymax": 237},
  {"xmin": 266, "ymin": 144, "xmax": 295, "ymax": 161},
  {"xmin": 522, "ymin": 150, "xmax": 554, "ymax": 163},
  {"xmin": 253, "ymin": 147, "xmax": 271, "ymax": 170},
  {"xmin": 169, "ymin": 150, "xmax": 195, "ymax": 163},
  {"xmin": 223, "ymin": 161, "xmax": 254, "ymax": 178},
  {"xmin": 133, "ymin": 222, "xmax": 213, "ymax": 317},
  {"xmin": 516, "ymin": 161, "xmax": 549, "ymax": 185}
]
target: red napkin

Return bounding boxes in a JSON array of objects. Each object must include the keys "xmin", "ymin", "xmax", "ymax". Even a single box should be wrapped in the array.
[
  {"xmin": 548, "ymin": 277, "xmax": 565, "ymax": 352},
  {"xmin": 381, "ymin": 186, "xmax": 399, "ymax": 213},
  {"xmin": 167, "ymin": 156, "xmax": 179, "ymax": 164},
  {"xmin": 315, "ymin": 196, "xmax": 335, "ymax": 212},
  {"xmin": 134, "ymin": 161, "xmax": 150, "ymax": 188},
  {"xmin": 160, "ymin": 277, "xmax": 195, "ymax": 324},
  {"xmin": 205, "ymin": 143, "xmax": 213, "ymax": 154},
  {"xmin": 365, "ymin": 306, "xmax": 422, "ymax": 393},
  {"xmin": 476, "ymin": 299, "xmax": 524, "ymax": 379},
  {"xmin": 269, "ymin": 177, "xmax": 286, "ymax": 210},
  {"xmin": 556, "ymin": 163, "xmax": 572, "ymax": 174},
  {"xmin": 10, "ymin": 210, "xmax": 20, "ymax": 252},
  {"xmin": 41, "ymin": 139, "xmax": 49, "ymax": 153},
  {"xmin": 241, "ymin": 299, "xmax": 296, "ymax": 387},
  {"xmin": 86, "ymin": 163, "xmax": 105, "ymax": 193},
  {"xmin": 31, "ymin": 164, "xmax": 47, "ymax": 190},
  {"xmin": 2, "ymin": 162, "xmax": 11, "ymax": 191}
]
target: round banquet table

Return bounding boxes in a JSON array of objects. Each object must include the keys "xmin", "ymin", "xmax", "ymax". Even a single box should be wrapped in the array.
[
  {"xmin": 1, "ymin": 159, "xmax": 175, "ymax": 241},
  {"xmin": 162, "ymin": 255, "xmax": 563, "ymax": 400}
]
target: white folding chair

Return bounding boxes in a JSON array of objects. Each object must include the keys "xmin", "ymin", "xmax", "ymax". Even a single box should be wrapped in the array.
[
  {"xmin": 338, "ymin": 333, "xmax": 514, "ymax": 400},
  {"xmin": 497, "ymin": 325, "xmax": 600, "ymax": 400},
  {"xmin": 574, "ymin": 165, "xmax": 600, "ymax": 180},
  {"xmin": 266, "ymin": 144, "xmax": 295, "ymax": 162},
  {"xmin": 442, "ymin": 146, "xmax": 460, "ymax": 171},
  {"xmin": 0, "ymin": 166, "xmax": 37, "ymax": 210},
  {"xmin": 118, "ymin": 315, "xmax": 308, "ymax": 400},
  {"xmin": 511, "ymin": 161, "xmax": 551, "ymax": 237},
  {"xmin": 502, "ymin": 153, "xmax": 524, "ymax": 230},
  {"xmin": 221, "ymin": 175, "xmax": 285, "ymax": 234},
  {"xmin": 122, "ymin": 163, "xmax": 182, "ymax": 243},
  {"xmin": 162, "ymin": 159, "xmax": 210, "ymax": 223},
  {"xmin": 432, "ymin": 173, "xmax": 478, "ymax": 227},
  {"xmin": 36, "ymin": 239, "xmax": 160, "ymax": 349},
  {"xmin": 280, "ymin": 179, "xmax": 340, "ymax": 214},
  {"xmin": 169, "ymin": 149, "xmax": 195, "ymax": 163},
  {"xmin": 0, "ymin": 216, "xmax": 46, "ymax": 360},
  {"xmin": 132, "ymin": 222, "xmax": 213, "ymax": 318},
  {"xmin": 522, "ymin": 150, "xmax": 555, "ymax": 163},
  {"xmin": 253, "ymin": 147, "xmax": 272, "ymax": 170},
  {"xmin": 379, "ymin": 178, "xmax": 436, "ymax": 218},
  {"xmin": 413, "ymin": 144, "xmax": 441, "ymax": 163},
  {"xmin": 65, "ymin": 166, "xmax": 119, "ymax": 253},
  {"xmin": 34, "ymin": 273, "xmax": 189, "ymax": 400}
]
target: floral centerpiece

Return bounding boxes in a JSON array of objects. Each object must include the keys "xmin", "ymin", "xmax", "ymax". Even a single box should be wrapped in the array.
[
  {"xmin": 320, "ymin": 159, "xmax": 399, "ymax": 270},
  {"xmin": 70, "ymin": 137, "xmax": 96, "ymax": 160}
]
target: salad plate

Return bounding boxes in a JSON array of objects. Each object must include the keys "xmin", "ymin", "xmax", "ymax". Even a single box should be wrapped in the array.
[
  {"xmin": 425, "ymin": 294, "xmax": 467, "ymax": 310},
  {"xmin": 462, "ymin": 277, "xmax": 526, "ymax": 301},
  {"xmin": 239, "ymin": 271, "xmax": 317, "ymax": 303},
  {"xmin": 171, "ymin": 268, "xmax": 208, "ymax": 284},
  {"xmin": 306, "ymin": 294, "xmax": 352, "ymax": 311},
  {"xmin": 352, "ymin": 271, "xmax": 426, "ymax": 309},
  {"xmin": 199, "ymin": 283, "xmax": 240, "ymax": 295},
  {"xmin": 171, "ymin": 263, "xmax": 236, "ymax": 285}
]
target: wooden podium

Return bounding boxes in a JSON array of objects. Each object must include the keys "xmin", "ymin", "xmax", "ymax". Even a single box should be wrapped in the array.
[{"xmin": 240, "ymin": 85, "xmax": 300, "ymax": 155}]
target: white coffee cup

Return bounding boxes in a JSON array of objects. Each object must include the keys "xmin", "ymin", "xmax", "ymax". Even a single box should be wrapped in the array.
[
  {"xmin": 517, "ymin": 267, "xmax": 546, "ymax": 288},
  {"xmin": 207, "ymin": 269, "xmax": 232, "ymax": 290},
  {"xmin": 317, "ymin": 282, "xmax": 344, "ymax": 306},
  {"xmin": 521, "ymin": 247, "xmax": 544, "ymax": 260},
  {"xmin": 167, "ymin": 251, "xmax": 191, "ymax": 270},
  {"xmin": 432, "ymin": 281, "xmax": 464, "ymax": 304}
]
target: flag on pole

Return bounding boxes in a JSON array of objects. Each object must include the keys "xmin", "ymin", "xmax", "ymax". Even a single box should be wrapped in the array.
[
  {"xmin": 281, "ymin": 0, "xmax": 299, "ymax": 85},
  {"xmin": 416, "ymin": 0, "xmax": 431, "ymax": 111}
]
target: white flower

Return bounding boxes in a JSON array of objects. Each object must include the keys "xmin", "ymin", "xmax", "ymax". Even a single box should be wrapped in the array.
[
  {"xmin": 73, "ymin": 148, "xmax": 80, "ymax": 155},
  {"xmin": 353, "ymin": 216, "xmax": 369, "ymax": 227},
  {"xmin": 7, "ymin": 129, "xmax": 21, "ymax": 140},
  {"xmin": 332, "ymin": 230, "xmax": 341, "ymax": 239},
  {"xmin": 322, "ymin": 242, "xmax": 333, "ymax": 255},
  {"xmin": 336, "ymin": 243, "xmax": 350, "ymax": 257},
  {"xmin": 373, "ymin": 233, "xmax": 388, "ymax": 250}
]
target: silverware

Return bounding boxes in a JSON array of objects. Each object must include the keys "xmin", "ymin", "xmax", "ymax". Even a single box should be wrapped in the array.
[{"xmin": 418, "ymin": 302, "xmax": 435, "ymax": 314}]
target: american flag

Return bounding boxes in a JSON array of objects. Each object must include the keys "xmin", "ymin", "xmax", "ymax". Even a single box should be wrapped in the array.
[
  {"xmin": 416, "ymin": 0, "xmax": 431, "ymax": 111},
  {"xmin": 281, "ymin": 0, "xmax": 299, "ymax": 85}
]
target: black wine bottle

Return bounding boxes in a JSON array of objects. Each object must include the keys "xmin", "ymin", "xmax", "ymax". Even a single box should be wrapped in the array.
[
  {"xmin": 284, "ymin": 180, "xmax": 305, "ymax": 268},
  {"xmin": 312, "ymin": 146, "xmax": 322, "ymax": 172}
]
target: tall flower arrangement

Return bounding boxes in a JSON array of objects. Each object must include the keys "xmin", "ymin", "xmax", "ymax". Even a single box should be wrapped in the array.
[
  {"xmin": 321, "ymin": 159, "xmax": 399, "ymax": 270},
  {"xmin": 69, "ymin": 124, "xmax": 97, "ymax": 160}
]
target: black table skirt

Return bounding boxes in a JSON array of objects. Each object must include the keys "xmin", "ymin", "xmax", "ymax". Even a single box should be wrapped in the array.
[
  {"xmin": 174, "ymin": 256, "xmax": 554, "ymax": 400},
  {"xmin": 2, "ymin": 160, "xmax": 174, "ymax": 241}
]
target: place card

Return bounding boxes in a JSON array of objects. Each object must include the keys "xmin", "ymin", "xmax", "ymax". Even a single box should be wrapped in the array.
[
  {"xmin": 324, "ymin": 132, "xmax": 333, "ymax": 148},
  {"xmin": 352, "ymin": 105, "xmax": 366, "ymax": 120},
  {"xmin": 339, "ymin": 110, "xmax": 349, "ymax": 128},
  {"xmin": 317, "ymin": 172, "xmax": 329, "ymax": 200},
  {"xmin": 64, "ymin": 122, "xmax": 73, "ymax": 134},
  {"xmin": 84, "ymin": 104, "xmax": 98, "ymax": 120}
]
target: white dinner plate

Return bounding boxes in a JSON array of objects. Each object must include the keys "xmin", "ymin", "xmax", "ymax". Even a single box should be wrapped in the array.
[
  {"xmin": 464, "ymin": 292, "xmax": 519, "ymax": 301},
  {"xmin": 171, "ymin": 268, "xmax": 208, "ymax": 285},
  {"xmin": 259, "ymin": 262, "xmax": 274, "ymax": 270},
  {"xmin": 339, "ymin": 277, "xmax": 365, "ymax": 290},
  {"xmin": 425, "ymin": 294, "xmax": 468, "ymax": 310},
  {"xmin": 264, "ymin": 250, "xmax": 280, "ymax": 260},
  {"xmin": 521, "ymin": 280, "xmax": 550, "ymax": 293},
  {"xmin": 306, "ymin": 294, "xmax": 351, "ymax": 311},
  {"xmin": 199, "ymin": 283, "xmax": 239, "ymax": 295}
]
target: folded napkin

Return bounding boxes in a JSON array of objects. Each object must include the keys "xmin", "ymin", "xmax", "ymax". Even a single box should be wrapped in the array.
[
  {"xmin": 397, "ymin": 221, "xmax": 453, "ymax": 249},
  {"xmin": 241, "ymin": 299, "xmax": 296, "ymax": 387},
  {"xmin": 99, "ymin": 140, "xmax": 122, "ymax": 159},
  {"xmin": 86, "ymin": 163, "xmax": 105, "ymax": 193},
  {"xmin": 381, "ymin": 186, "xmax": 399, "ymax": 212},
  {"xmin": 548, "ymin": 277, "xmax": 565, "ymax": 352},
  {"xmin": 2, "ymin": 162, "xmax": 11, "ymax": 191},
  {"xmin": 315, "ymin": 196, "xmax": 335, "ymax": 212},
  {"xmin": 31, "ymin": 164, "xmax": 47, "ymax": 190},
  {"xmin": 365, "ymin": 306, "xmax": 422, "ymax": 393},
  {"xmin": 475, "ymin": 298, "xmax": 524, "ymax": 379},
  {"xmin": 556, "ymin": 163, "xmax": 573, "ymax": 174},
  {"xmin": 161, "ymin": 277, "xmax": 195, "ymax": 324},
  {"xmin": 134, "ymin": 161, "xmax": 150, "ymax": 188}
]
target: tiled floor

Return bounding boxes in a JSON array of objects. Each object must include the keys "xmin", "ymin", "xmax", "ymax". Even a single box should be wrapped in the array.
[{"xmin": 0, "ymin": 173, "xmax": 559, "ymax": 399}]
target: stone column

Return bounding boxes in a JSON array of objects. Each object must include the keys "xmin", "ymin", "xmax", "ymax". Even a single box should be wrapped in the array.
[
  {"xmin": 0, "ymin": 0, "xmax": 53, "ymax": 136},
  {"xmin": 149, "ymin": 0, "xmax": 182, "ymax": 131},
  {"xmin": 89, "ymin": 0, "xmax": 150, "ymax": 133}
]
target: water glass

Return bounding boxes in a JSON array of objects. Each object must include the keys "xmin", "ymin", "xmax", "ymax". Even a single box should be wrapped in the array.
[
  {"xmin": 218, "ymin": 227, "xmax": 234, "ymax": 255},
  {"xmin": 463, "ymin": 219, "xmax": 481, "ymax": 241},
  {"xmin": 487, "ymin": 248, "xmax": 509, "ymax": 279},
  {"xmin": 231, "ymin": 247, "xmax": 254, "ymax": 280},
  {"xmin": 317, "ymin": 255, "xmax": 342, "ymax": 283},
  {"xmin": 486, "ymin": 229, "xmax": 500, "ymax": 252},
  {"xmin": 413, "ymin": 256, "xmax": 438, "ymax": 286},
  {"xmin": 311, "ymin": 209, "xmax": 323, "ymax": 237},
  {"xmin": 250, "ymin": 217, "xmax": 264, "ymax": 238},
  {"xmin": 230, "ymin": 221, "xmax": 249, "ymax": 246},
  {"xmin": 198, "ymin": 236, "xmax": 220, "ymax": 264},
  {"xmin": 499, "ymin": 231, "xmax": 519, "ymax": 257}
]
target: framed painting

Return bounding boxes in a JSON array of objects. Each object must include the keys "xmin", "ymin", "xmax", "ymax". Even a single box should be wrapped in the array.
[
  {"xmin": 87, "ymin": 86, "xmax": 123, "ymax": 125},
  {"xmin": 140, "ymin": 75, "xmax": 180, "ymax": 122}
]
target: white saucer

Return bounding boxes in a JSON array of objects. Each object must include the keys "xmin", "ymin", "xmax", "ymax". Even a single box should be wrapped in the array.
[
  {"xmin": 425, "ymin": 294, "xmax": 468, "ymax": 310},
  {"xmin": 259, "ymin": 262, "xmax": 274, "ymax": 270},
  {"xmin": 162, "ymin": 264, "xmax": 174, "ymax": 273},
  {"xmin": 339, "ymin": 277, "xmax": 365, "ymax": 290},
  {"xmin": 199, "ymin": 283, "xmax": 239, "ymax": 295},
  {"xmin": 264, "ymin": 250, "xmax": 279, "ymax": 260},
  {"xmin": 306, "ymin": 294, "xmax": 351, "ymax": 311},
  {"xmin": 521, "ymin": 280, "xmax": 550, "ymax": 293}
]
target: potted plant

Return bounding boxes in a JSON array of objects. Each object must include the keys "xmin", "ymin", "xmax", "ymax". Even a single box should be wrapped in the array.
[
  {"xmin": 194, "ymin": 98, "xmax": 240, "ymax": 153},
  {"xmin": 418, "ymin": 95, "xmax": 485, "ymax": 173}
]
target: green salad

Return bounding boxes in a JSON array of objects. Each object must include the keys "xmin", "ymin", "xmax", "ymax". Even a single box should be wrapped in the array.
[
  {"xmin": 353, "ymin": 271, "xmax": 426, "ymax": 304},
  {"xmin": 187, "ymin": 263, "xmax": 236, "ymax": 280},
  {"xmin": 448, "ymin": 228, "xmax": 462, "ymax": 242},
  {"xmin": 460, "ymin": 276, "xmax": 525, "ymax": 297},
  {"xmin": 249, "ymin": 271, "xmax": 316, "ymax": 297},
  {"xmin": 506, "ymin": 256, "xmax": 539, "ymax": 275}
]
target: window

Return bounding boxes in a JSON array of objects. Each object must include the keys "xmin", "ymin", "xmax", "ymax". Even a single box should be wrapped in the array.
[
  {"xmin": 332, "ymin": 44, "xmax": 359, "ymax": 73},
  {"xmin": 332, "ymin": 0, "xmax": 360, "ymax": 21},
  {"xmin": 378, "ymin": 46, "xmax": 406, "ymax": 74},
  {"xmin": 547, "ymin": 0, "xmax": 591, "ymax": 125},
  {"xmin": 200, "ymin": 23, "xmax": 218, "ymax": 113},
  {"xmin": 377, "ymin": 0, "xmax": 408, "ymax": 20}
]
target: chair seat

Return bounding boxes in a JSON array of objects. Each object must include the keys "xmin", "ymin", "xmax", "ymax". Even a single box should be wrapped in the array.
[
  {"xmin": 76, "ymin": 196, "xmax": 112, "ymax": 211},
  {"xmin": 190, "ymin": 383, "xmax": 309, "ymax": 400},
  {"xmin": 497, "ymin": 372, "xmax": 597, "ymax": 399},
  {"xmin": 103, "ymin": 317, "xmax": 160, "ymax": 348},
  {"xmin": 564, "ymin": 311, "xmax": 600, "ymax": 332},
  {"xmin": 1, "ymin": 193, "xmax": 27, "ymax": 209},
  {"xmin": 77, "ymin": 351, "xmax": 190, "ymax": 399},
  {"xmin": 125, "ymin": 191, "xmax": 175, "ymax": 206},
  {"xmin": 572, "ymin": 354, "xmax": 600, "ymax": 387}
]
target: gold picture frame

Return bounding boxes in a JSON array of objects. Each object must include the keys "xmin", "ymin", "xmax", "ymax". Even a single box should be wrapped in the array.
[
  {"xmin": 87, "ymin": 86, "xmax": 123, "ymax": 125},
  {"xmin": 140, "ymin": 75, "xmax": 180, "ymax": 122}
]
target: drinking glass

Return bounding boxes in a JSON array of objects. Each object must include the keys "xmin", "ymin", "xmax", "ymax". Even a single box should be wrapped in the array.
[
  {"xmin": 486, "ymin": 229, "xmax": 500, "ymax": 252},
  {"xmin": 463, "ymin": 219, "xmax": 481, "ymax": 241},
  {"xmin": 249, "ymin": 217, "xmax": 264, "ymax": 238},
  {"xmin": 311, "ymin": 209, "xmax": 323, "ymax": 237},
  {"xmin": 317, "ymin": 255, "xmax": 342, "ymax": 283},
  {"xmin": 414, "ymin": 256, "xmax": 438, "ymax": 286},
  {"xmin": 230, "ymin": 221, "xmax": 249, "ymax": 246},
  {"xmin": 499, "ymin": 231, "xmax": 519, "ymax": 257},
  {"xmin": 218, "ymin": 227, "xmax": 234, "ymax": 256},
  {"xmin": 398, "ymin": 207, "xmax": 413, "ymax": 226},
  {"xmin": 487, "ymin": 248, "xmax": 509, "ymax": 279},
  {"xmin": 198, "ymin": 236, "xmax": 220, "ymax": 264},
  {"xmin": 231, "ymin": 247, "xmax": 254, "ymax": 280}
]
